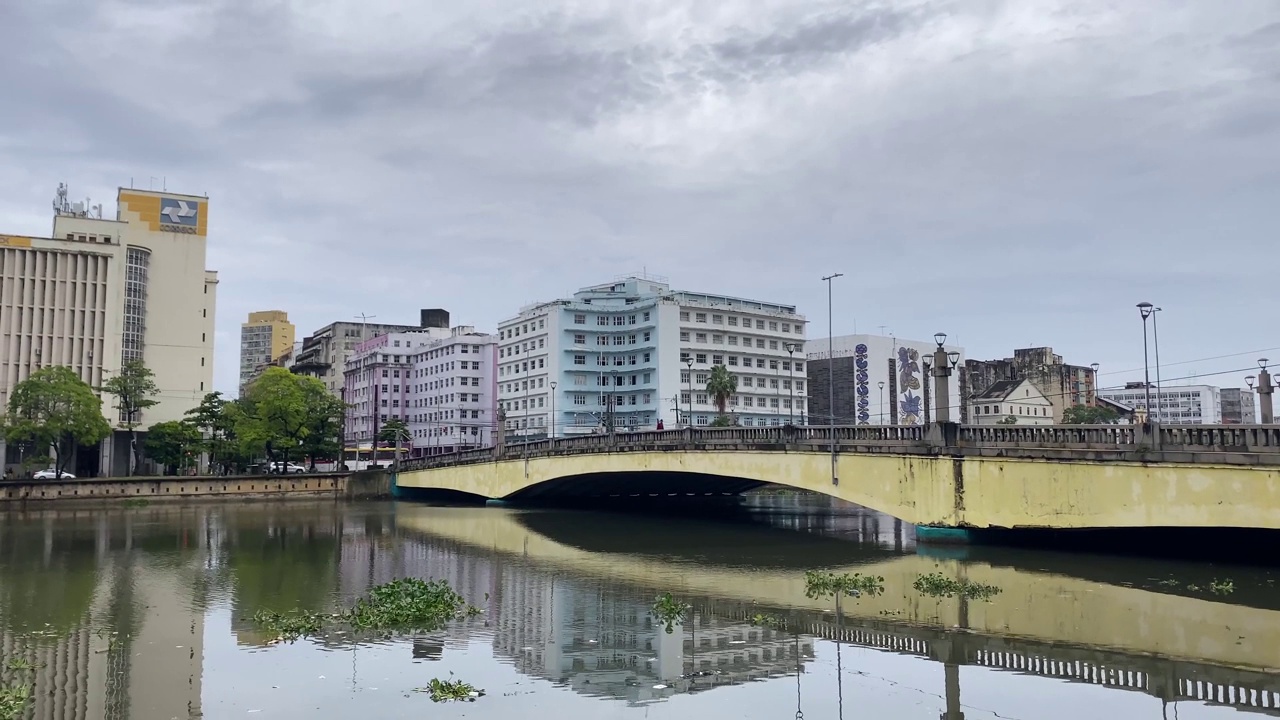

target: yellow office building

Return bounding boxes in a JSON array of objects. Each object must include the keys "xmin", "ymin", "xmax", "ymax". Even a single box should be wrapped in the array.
[
  {"xmin": 0, "ymin": 184, "xmax": 218, "ymax": 476},
  {"xmin": 239, "ymin": 310, "xmax": 296, "ymax": 393}
]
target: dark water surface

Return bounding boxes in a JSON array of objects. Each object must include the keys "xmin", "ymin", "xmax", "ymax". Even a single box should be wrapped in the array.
[{"xmin": 2, "ymin": 495, "xmax": 1279, "ymax": 719}]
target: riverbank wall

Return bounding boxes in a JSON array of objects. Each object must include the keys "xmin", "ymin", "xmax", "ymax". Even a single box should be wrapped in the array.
[{"xmin": 0, "ymin": 470, "xmax": 393, "ymax": 503}]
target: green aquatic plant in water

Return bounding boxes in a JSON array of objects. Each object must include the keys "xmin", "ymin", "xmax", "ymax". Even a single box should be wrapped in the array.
[
  {"xmin": 651, "ymin": 592, "xmax": 690, "ymax": 634},
  {"xmin": 1209, "ymin": 579, "xmax": 1235, "ymax": 595},
  {"xmin": 750, "ymin": 613, "xmax": 788, "ymax": 631},
  {"xmin": 417, "ymin": 675, "xmax": 484, "ymax": 702},
  {"xmin": 346, "ymin": 578, "xmax": 479, "ymax": 632},
  {"xmin": 251, "ymin": 609, "xmax": 327, "ymax": 642},
  {"xmin": 803, "ymin": 571, "xmax": 885, "ymax": 600},
  {"xmin": 0, "ymin": 684, "xmax": 32, "ymax": 720},
  {"xmin": 251, "ymin": 577, "xmax": 479, "ymax": 642},
  {"xmin": 122, "ymin": 498, "xmax": 151, "ymax": 508},
  {"xmin": 913, "ymin": 572, "xmax": 1002, "ymax": 601}
]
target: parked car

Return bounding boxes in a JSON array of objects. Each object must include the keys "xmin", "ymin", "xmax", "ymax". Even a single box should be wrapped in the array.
[
  {"xmin": 33, "ymin": 469, "xmax": 75, "ymax": 480},
  {"xmin": 269, "ymin": 462, "xmax": 308, "ymax": 474}
]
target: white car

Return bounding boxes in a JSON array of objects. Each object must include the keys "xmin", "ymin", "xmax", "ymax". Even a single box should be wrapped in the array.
[
  {"xmin": 270, "ymin": 462, "xmax": 308, "ymax": 474},
  {"xmin": 33, "ymin": 469, "xmax": 75, "ymax": 480}
]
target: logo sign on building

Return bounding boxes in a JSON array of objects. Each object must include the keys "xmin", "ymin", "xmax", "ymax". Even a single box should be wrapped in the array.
[{"xmin": 159, "ymin": 197, "xmax": 199, "ymax": 233}]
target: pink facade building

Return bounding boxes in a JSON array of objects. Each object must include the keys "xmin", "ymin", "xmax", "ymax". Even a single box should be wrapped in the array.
[{"xmin": 343, "ymin": 326, "xmax": 498, "ymax": 458}]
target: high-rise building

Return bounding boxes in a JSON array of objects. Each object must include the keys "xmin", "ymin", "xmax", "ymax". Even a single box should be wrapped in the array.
[
  {"xmin": 238, "ymin": 310, "xmax": 295, "ymax": 394},
  {"xmin": 1, "ymin": 184, "xmax": 217, "ymax": 476},
  {"xmin": 343, "ymin": 325, "xmax": 498, "ymax": 458},
  {"xmin": 1220, "ymin": 387, "xmax": 1257, "ymax": 424},
  {"xmin": 496, "ymin": 275, "xmax": 806, "ymax": 439},
  {"xmin": 960, "ymin": 347, "xmax": 1097, "ymax": 423},
  {"xmin": 291, "ymin": 313, "xmax": 435, "ymax": 398},
  {"xmin": 806, "ymin": 334, "xmax": 965, "ymax": 426}
]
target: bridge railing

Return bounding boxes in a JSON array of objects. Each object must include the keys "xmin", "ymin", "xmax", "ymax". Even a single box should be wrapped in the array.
[{"xmin": 399, "ymin": 423, "xmax": 1280, "ymax": 472}]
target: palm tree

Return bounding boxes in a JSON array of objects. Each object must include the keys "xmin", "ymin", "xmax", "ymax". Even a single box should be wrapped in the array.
[{"xmin": 705, "ymin": 365, "xmax": 738, "ymax": 420}]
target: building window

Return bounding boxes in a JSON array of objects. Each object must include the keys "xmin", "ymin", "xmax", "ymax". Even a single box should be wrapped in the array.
[
  {"xmin": 696, "ymin": 373, "xmax": 709, "ymax": 384},
  {"xmin": 574, "ymin": 355, "xmax": 586, "ymax": 365},
  {"xmin": 696, "ymin": 333, "xmax": 707, "ymax": 343},
  {"xmin": 712, "ymin": 355, "xmax": 724, "ymax": 365},
  {"xmin": 696, "ymin": 354, "xmax": 707, "ymax": 364},
  {"xmin": 728, "ymin": 356, "xmax": 738, "ymax": 366},
  {"xmin": 728, "ymin": 317, "xmax": 738, "ymax": 326},
  {"xmin": 696, "ymin": 393, "xmax": 708, "ymax": 405},
  {"xmin": 712, "ymin": 314, "xmax": 723, "ymax": 324},
  {"xmin": 681, "ymin": 371, "xmax": 690, "ymax": 383},
  {"xmin": 680, "ymin": 311, "xmax": 690, "ymax": 321},
  {"xmin": 680, "ymin": 331, "xmax": 690, "ymax": 341},
  {"xmin": 695, "ymin": 313, "xmax": 707, "ymax": 323}
]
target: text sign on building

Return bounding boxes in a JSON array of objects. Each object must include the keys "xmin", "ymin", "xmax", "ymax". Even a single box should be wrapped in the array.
[{"xmin": 159, "ymin": 197, "xmax": 199, "ymax": 233}]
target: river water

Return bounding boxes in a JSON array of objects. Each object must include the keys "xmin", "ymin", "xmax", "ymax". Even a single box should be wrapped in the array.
[{"xmin": 2, "ymin": 495, "xmax": 1279, "ymax": 719}]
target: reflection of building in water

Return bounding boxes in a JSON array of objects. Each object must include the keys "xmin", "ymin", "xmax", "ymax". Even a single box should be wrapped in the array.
[
  {"xmin": 489, "ymin": 562, "xmax": 812, "ymax": 705},
  {"xmin": 0, "ymin": 622, "xmax": 105, "ymax": 719},
  {"xmin": 0, "ymin": 510, "xmax": 209, "ymax": 720},
  {"xmin": 0, "ymin": 559, "xmax": 204, "ymax": 720},
  {"xmin": 743, "ymin": 493, "xmax": 916, "ymax": 551}
]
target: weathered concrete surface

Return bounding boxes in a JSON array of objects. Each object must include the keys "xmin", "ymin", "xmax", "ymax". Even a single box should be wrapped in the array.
[
  {"xmin": 0, "ymin": 473, "xmax": 349, "ymax": 502},
  {"xmin": 344, "ymin": 470, "xmax": 392, "ymax": 500},
  {"xmin": 397, "ymin": 450, "xmax": 1280, "ymax": 530}
]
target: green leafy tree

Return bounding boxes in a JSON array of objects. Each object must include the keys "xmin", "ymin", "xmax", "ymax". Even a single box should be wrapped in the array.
[
  {"xmin": 296, "ymin": 382, "xmax": 347, "ymax": 469},
  {"xmin": 1061, "ymin": 405, "xmax": 1121, "ymax": 424},
  {"xmin": 2, "ymin": 366, "xmax": 111, "ymax": 477},
  {"xmin": 185, "ymin": 392, "xmax": 247, "ymax": 474},
  {"xmin": 997, "ymin": 415, "xmax": 1018, "ymax": 425},
  {"xmin": 378, "ymin": 418, "xmax": 409, "ymax": 444},
  {"xmin": 237, "ymin": 369, "xmax": 345, "ymax": 470},
  {"xmin": 144, "ymin": 420, "xmax": 203, "ymax": 475},
  {"xmin": 705, "ymin": 365, "xmax": 738, "ymax": 419},
  {"xmin": 100, "ymin": 360, "xmax": 159, "ymax": 475}
]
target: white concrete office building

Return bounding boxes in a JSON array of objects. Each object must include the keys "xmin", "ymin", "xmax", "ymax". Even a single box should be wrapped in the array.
[
  {"xmin": 1, "ymin": 185, "xmax": 218, "ymax": 476},
  {"xmin": 496, "ymin": 274, "xmax": 807, "ymax": 439},
  {"xmin": 1098, "ymin": 384, "xmax": 1222, "ymax": 424}
]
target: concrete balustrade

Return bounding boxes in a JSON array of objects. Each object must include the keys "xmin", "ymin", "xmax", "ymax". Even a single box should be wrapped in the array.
[{"xmin": 402, "ymin": 423, "xmax": 1280, "ymax": 473}]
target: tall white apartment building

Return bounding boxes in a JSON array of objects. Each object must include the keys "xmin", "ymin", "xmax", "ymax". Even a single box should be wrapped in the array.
[
  {"xmin": 343, "ymin": 326, "xmax": 498, "ymax": 457},
  {"xmin": 1098, "ymin": 383, "xmax": 1222, "ymax": 424},
  {"xmin": 496, "ymin": 274, "xmax": 806, "ymax": 439},
  {"xmin": 1, "ymin": 184, "xmax": 217, "ymax": 476}
]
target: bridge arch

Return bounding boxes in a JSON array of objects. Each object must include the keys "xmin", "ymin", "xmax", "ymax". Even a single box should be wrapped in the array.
[{"xmin": 397, "ymin": 449, "xmax": 954, "ymax": 526}]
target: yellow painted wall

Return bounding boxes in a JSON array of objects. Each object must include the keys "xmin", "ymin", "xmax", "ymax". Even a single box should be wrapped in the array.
[
  {"xmin": 397, "ymin": 507, "xmax": 1280, "ymax": 672},
  {"xmin": 398, "ymin": 450, "xmax": 1280, "ymax": 530}
]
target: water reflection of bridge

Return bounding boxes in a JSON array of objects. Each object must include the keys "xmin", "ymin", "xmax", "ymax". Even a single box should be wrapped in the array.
[{"xmin": 395, "ymin": 505, "xmax": 1280, "ymax": 715}]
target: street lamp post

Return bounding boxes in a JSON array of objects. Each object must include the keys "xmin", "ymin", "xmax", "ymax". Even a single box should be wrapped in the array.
[
  {"xmin": 1090, "ymin": 362, "xmax": 1100, "ymax": 405},
  {"xmin": 785, "ymin": 342, "xmax": 799, "ymax": 425},
  {"xmin": 1137, "ymin": 303, "xmax": 1154, "ymax": 423},
  {"xmin": 877, "ymin": 381, "xmax": 885, "ymax": 424},
  {"xmin": 930, "ymin": 333, "xmax": 955, "ymax": 423},
  {"xmin": 549, "ymin": 380, "xmax": 557, "ymax": 440},
  {"xmin": 1257, "ymin": 358, "xmax": 1274, "ymax": 424},
  {"xmin": 685, "ymin": 358, "xmax": 694, "ymax": 427},
  {"xmin": 821, "ymin": 273, "xmax": 843, "ymax": 485},
  {"xmin": 1152, "ymin": 307, "xmax": 1164, "ymax": 423}
]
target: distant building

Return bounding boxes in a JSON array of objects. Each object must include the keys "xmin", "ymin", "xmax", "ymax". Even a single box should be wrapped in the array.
[
  {"xmin": 343, "ymin": 325, "xmax": 498, "ymax": 458},
  {"xmin": 968, "ymin": 379, "xmax": 1054, "ymax": 425},
  {"xmin": 961, "ymin": 347, "xmax": 1097, "ymax": 423},
  {"xmin": 292, "ymin": 309, "xmax": 448, "ymax": 398},
  {"xmin": 1098, "ymin": 383, "xmax": 1222, "ymax": 424},
  {"xmin": 807, "ymin": 335, "xmax": 964, "ymax": 426},
  {"xmin": 1, "ymin": 184, "xmax": 218, "ymax": 477},
  {"xmin": 238, "ymin": 310, "xmax": 295, "ymax": 394},
  {"xmin": 1096, "ymin": 395, "xmax": 1136, "ymax": 423},
  {"xmin": 496, "ymin": 275, "xmax": 806, "ymax": 439},
  {"xmin": 1220, "ymin": 388, "xmax": 1257, "ymax": 424}
]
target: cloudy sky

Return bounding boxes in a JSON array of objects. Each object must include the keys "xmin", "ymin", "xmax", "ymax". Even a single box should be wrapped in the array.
[{"xmin": 2, "ymin": 0, "xmax": 1277, "ymax": 399}]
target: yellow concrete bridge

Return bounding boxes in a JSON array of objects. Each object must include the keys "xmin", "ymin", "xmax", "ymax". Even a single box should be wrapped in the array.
[{"xmin": 397, "ymin": 424, "xmax": 1280, "ymax": 531}]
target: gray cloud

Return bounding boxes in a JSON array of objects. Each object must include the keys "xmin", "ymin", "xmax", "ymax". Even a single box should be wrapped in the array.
[{"xmin": 1, "ymin": 0, "xmax": 1278, "ymax": 398}]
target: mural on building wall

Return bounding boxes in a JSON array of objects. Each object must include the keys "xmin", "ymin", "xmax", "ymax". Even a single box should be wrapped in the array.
[
  {"xmin": 897, "ymin": 346, "xmax": 922, "ymax": 425},
  {"xmin": 855, "ymin": 344, "xmax": 870, "ymax": 424}
]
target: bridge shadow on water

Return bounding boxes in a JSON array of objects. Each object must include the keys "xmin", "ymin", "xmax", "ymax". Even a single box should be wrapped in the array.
[{"xmin": 512, "ymin": 502, "xmax": 904, "ymax": 570}]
